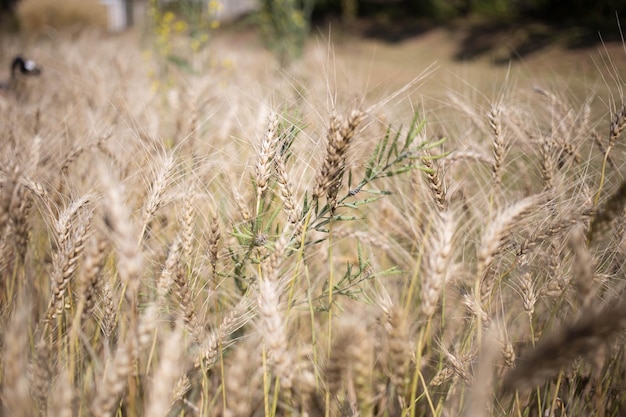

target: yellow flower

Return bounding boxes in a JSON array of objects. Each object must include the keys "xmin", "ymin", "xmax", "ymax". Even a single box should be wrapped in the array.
[
  {"xmin": 208, "ymin": 0, "xmax": 222, "ymax": 12},
  {"xmin": 173, "ymin": 20, "xmax": 187, "ymax": 33},
  {"xmin": 163, "ymin": 11, "xmax": 175, "ymax": 23},
  {"xmin": 292, "ymin": 11, "xmax": 304, "ymax": 27},
  {"xmin": 210, "ymin": 20, "xmax": 220, "ymax": 29}
]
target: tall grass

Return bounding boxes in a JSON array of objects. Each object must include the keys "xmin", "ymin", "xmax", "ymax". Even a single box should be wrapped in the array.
[{"xmin": 1, "ymin": 26, "xmax": 626, "ymax": 417}]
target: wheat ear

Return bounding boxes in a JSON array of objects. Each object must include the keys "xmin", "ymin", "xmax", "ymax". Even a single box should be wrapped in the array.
[
  {"xmin": 588, "ymin": 180, "xmax": 626, "ymax": 243},
  {"xmin": 196, "ymin": 296, "xmax": 254, "ymax": 368},
  {"xmin": 0, "ymin": 163, "xmax": 20, "ymax": 230},
  {"xmin": 46, "ymin": 367, "xmax": 73, "ymax": 417},
  {"xmin": 224, "ymin": 337, "xmax": 262, "ymax": 417},
  {"xmin": 208, "ymin": 211, "xmax": 220, "ymax": 279},
  {"xmin": 489, "ymin": 105, "xmax": 505, "ymax": 189},
  {"xmin": 31, "ymin": 339, "xmax": 51, "ymax": 410},
  {"xmin": 568, "ymin": 225, "xmax": 595, "ymax": 309},
  {"xmin": 47, "ymin": 195, "xmax": 93, "ymax": 323},
  {"xmin": 80, "ymin": 234, "xmax": 108, "ymax": 324},
  {"xmin": 463, "ymin": 326, "xmax": 499, "ymax": 417},
  {"xmin": 421, "ymin": 210, "xmax": 455, "ymax": 317},
  {"xmin": 181, "ymin": 188, "xmax": 195, "ymax": 264},
  {"xmin": 421, "ymin": 154, "xmax": 447, "ymax": 212},
  {"xmin": 157, "ymin": 236, "xmax": 182, "ymax": 299},
  {"xmin": 141, "ymin": 153, "xmax": 175, "ymax": 242},
  {"xmin": 478, "ymin": 195, "xmax": 538, "ymax": 305},
  {"xmin": 328, "ymin": 315, "xmax": 374, "ymax": 417},
  {"xmin": 173, "ymin": 256, "xmax": 202, "ymax": 342},
  {"xmin": 2, "ymin": 300, "xmax": 33, "ymax": 417},
  {"xmin": 255, "ymin": 112, "xmax": 280, "ymax": 197},
  {"xmin": 145, "ymin": 327, "xmax": 186, "ymax": 417},
  {"xmin": 313, "ymin": 110, "xmax": 364, "ymax": 209},
  {"xmin": 275, "ymin": 150, "xmax": 300, "ymax": 224},
  {"xmin": 92, "ymin": 305, "xmax": 157, "ymax": 417},
  {"xmin": 502, "ymin": 300, "xmax": 626, "ymax": 393},
  {"xmin": 99, "ymin": 161, "xmax": 142, "ymax": 294}
]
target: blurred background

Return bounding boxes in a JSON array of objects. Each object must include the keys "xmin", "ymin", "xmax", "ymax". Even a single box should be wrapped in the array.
[
  {"xmin": 1, "ymin": 0, "xmax": 625, "ymax": 60},
  {"xmin": 2, "ymin": 0, "xmax": 625, "ymax": 109}
]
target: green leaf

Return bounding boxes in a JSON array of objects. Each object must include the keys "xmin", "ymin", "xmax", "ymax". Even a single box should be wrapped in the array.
[
  {"xmin": 167, "ymin": 54, "xmax": 191, "ymax": 71},
  {"xmin": 357, "ymin": 240, "xmax": 364, "ymax": 270},
  {"xmin": 383, "ymin": 166, "xmax": 414, "ymax": 177},
  {"xmin": 421, "ymin": 136, "xmax": 447, "ymax": 151},
  {"xmin": 342, "ymin": 196, "xmax": 384, "ymax": 208},
  {"xmin": 302, "ymin": 191, "xmax": 310, "ymax": 214},
  {"xmin": 332, "ymin": 215, "xmax": 362, "ymax": 222},
  {"xmin": 262, "ymin": 206, "xmax": 282, "ymax": 234},
  {"xmin": 365, "ymin": 138, "xmax": 383, "ymax": 180},
  {"xmin": 369, "ymin": 266, "xmax": 402, "ymax": 278},
  {"xmin": 361, "ymin": 189, "xmax": 392, "ymax": 196},
  {"xmin": 386, "ymin": 128, "xmax": 402, "ymax": 164},
  {"xmin": 231, "ymin": 225, "xmax": 253, "ymax": 244},
  {"xmin": 377, "ymin": 126, "xmax": 392, "ymax": 165},
  {"xmin": 402, "ymin": 112, "xmax": 425, "ymax": 152}
]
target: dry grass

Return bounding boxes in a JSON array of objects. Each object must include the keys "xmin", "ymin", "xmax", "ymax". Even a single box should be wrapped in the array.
[{"xmin": 1, "ymin": 24, "xmax": 626, "ymax": 417}]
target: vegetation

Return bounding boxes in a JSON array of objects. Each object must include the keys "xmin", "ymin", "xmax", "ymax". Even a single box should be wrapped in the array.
[
  {"xmin": 2, "ymin": 3, "xmax": 626, "ymax": 417},
  {"xmin": 258, "ymin": 0, "xmax": 315, "ymax": 66},
  {"xmin": 313, "ymin": 0, "xmax": 625, "ymax": 21}
]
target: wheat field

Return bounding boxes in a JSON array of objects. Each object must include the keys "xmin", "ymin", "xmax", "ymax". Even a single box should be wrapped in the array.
[{"xmin": 1, "ymin": 24, "xmax": 626, "ymax": 417}]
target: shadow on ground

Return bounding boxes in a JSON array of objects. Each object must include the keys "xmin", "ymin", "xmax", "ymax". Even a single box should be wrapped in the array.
[
  {"xmin": 334, "ymin": 16, "xmax": 625, "ymax": 65},
  {"xmin": 452, "ymin": 20, "xmax": 624, "ymax": 64}
]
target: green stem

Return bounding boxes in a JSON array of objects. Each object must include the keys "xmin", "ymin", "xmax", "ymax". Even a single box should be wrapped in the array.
[
  {"xmin": 593, "ymin": 145, "xmax": 612, "ymax": 208},
  {"xmin": 325, "ymin": 219, "xmax": 334, "ymax": 417}
]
